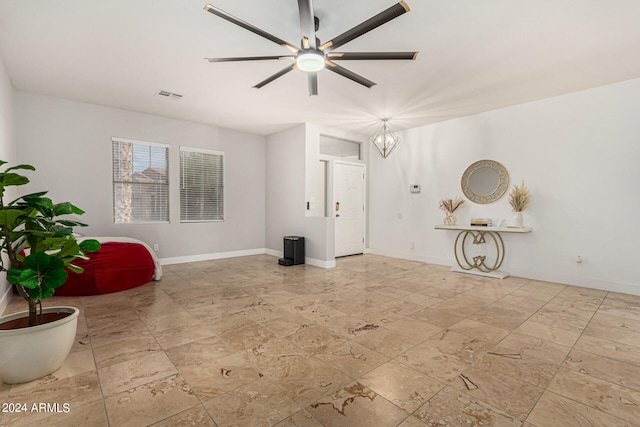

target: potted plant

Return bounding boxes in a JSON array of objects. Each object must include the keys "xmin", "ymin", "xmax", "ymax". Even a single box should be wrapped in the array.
[
  {"xmin": 0, "ymin": 161, "xmax": 99, "ymax": 384},
  {"xmin": 508, "ymin": 180, "xmax": 531, "ymax": 227}
]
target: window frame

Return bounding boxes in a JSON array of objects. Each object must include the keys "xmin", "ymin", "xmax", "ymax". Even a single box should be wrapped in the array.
[
  {"xmin": 179, "ymin": 146, "xmax": 225, "ymax": 223},
  {"xmin": 112, "ymin": 137, "xmax": 170, "ymax": 224}
]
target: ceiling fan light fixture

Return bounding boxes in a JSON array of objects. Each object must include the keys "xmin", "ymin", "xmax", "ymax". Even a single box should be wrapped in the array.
[
  {"xmin": 372, "ymin": 119, "xmax": 400, "ymax": 158},
  {"xmin": 296, "ymin": 51, "xmax": 325, "ymax": 72}
]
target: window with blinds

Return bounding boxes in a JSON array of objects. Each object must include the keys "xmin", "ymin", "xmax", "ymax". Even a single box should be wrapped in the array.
[
  {"xmin": 112, "ymin": 138, "xmax": 169, "ymax": 223},
  {"xmin": 180, "ymin": 147, "xmax": 224, "ymax": 222}
]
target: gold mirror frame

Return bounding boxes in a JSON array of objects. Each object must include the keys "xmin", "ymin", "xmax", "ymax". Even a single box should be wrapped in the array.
[{"xmin": 461, "ymin": 159, "xmax": 509, "ymax": 204}]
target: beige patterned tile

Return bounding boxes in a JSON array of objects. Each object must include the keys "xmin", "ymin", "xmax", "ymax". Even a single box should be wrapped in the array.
[
  {"xmin": 84, "ymin": 308, "xmax": 141, "ymax": 331},
  {"xmin": 382, "ymin": 317, "xmax": 442, "ymax": 342},
  {"xmin": 375, "ymin": 299, "xmax": 424, "ymax": 317},
  {"xmin": 526, "ymin": 391, "xmax": 631, "ymax": 427},
  {"xmin": 574, "ymin": 335, "xmax": 640, "ymax": 366},
  {"xmin": 166, "ymin": 339, "xmax": 259, "ymax": 400},
  {"xmin": 93, "ymin": 333, "xmax": 162, "ymax": 368},
  {"xmin": 318, "ymin": 315, "xmax": 381, "ymax": 339},
  {"xmin": 598, "ymin": 297, "xmax": 640, "ymax": 321},
  {"xmin": 5, "ymin": 372, "xmax": 102, "ymax": 426},
  {"xmin": 396, "ymin": 292, "xmax": 444, "ymax": 308},
  {"xmin": 413, "ymin": 386, "xmax": 520, "ymax": 427},
  {"xmin": 491, "ymin": 332, "xmax": 571, "ymax": 365},
  {"xmin": 104, "ymin": 373, "xmax": 199, "ymax": 427},
  {"xmin": 358, "ymin": 360, "xmax": 444, "ymax": 412},
  {"xmin": 422, "ymin": 329, "xmax": 493, "ymax": 365},
  {"xmin": 410, "ymin": 308, "xmax": 466, "ymax": 329},
  {"xmin": 315, "ymin": 341, "xmax": 390, "ymax": 379},
  {"xmin": 221, "ymin": 322, "xmax": 277, "ymax": 351},
  {"xmin": 268, "ymin": 356, "xmax": 351, "ymax": 406},
  {"xmin": 88, "ymin": 318, "xmax": 151, "ymax": 347},
  {"xmin": 531, "ymin": 304, "xmax": 593, "ymax": 332},
  {"xmin": 469, "ymin": 302, "xmax": 537, "ymax": 330},
  {"xmin": 240, "ymin": 338, "xmax": 310, "ymax": 376},
  {"xmin": 447, "ymin": 318, "xmax": 511, "ymax": 345},
  {"xmin": 203, "ymin": 377, "xmax": 301, "ymax": 426},
  {"xmin": 273, "ymin": 409, "xmax": 324, "ymax": 427},
  {"xmin": 498, "ymin": 294, "xmax": 546, "ymax": 311},
  {"xmin": 548, "ymin": 367, "xmax": 640, "ymax": 424},
  {"xmin": 353, "ymin": 327, "xmax": 417, "ymax": 358},
  {"xmin": 13, "ymin": 255, "xmax": 640, "ymax": 427},
  {"xmin": 590, "ymin": 312, "xmax": 640, "ymax": 333},
  {"xmin": 142, "ymin": 310, "xmax": 201, "ymax": 333},
  {"xmin": 429, "ymin": 294, "xmax": 494, "ymax": 315},
  {"xmin": 287, "ymin": 325, "xmax": 348, "ymax": 355},
  {"xmin": 396, "ymin": 341, "xmax": 470, "ymax": 383},
  {"xmin": 150, "ymin": 404, "xmax": 216, "ymax": 427},
  {"xmin": 98, "ymin": 351, "xmax": 178, "ymax": 397},
  {"xmin": 449, "ymin": 367, "xmax": 544, "ymax": 422},
  {"xmin": 515, "ymin": 319, "xmax": 581, "ymax": 346},
  {"xmin": 4, "ymin": 399, "xmax": 108, "ymax": 427},
  {"xmin": 564, "ymin": 349, "xmax": 640, "ymax": 392},
  {"xmin": 472, "ymin": 352, "xmax": 559, "ymax": 389},
  {"xmin": 396, "ymin": 415, "xmax": 429, "ymax": 426},
  {"xmin": 307, "ymin": 382, "xmax": 410, "ymax": 427},
  {"xmin": 583, "ymin": 321, "xmax": 640, "ymax": 347},
  {"xmin": 152, "ymin": 321, "xmax": 219, "ymax": 349}
]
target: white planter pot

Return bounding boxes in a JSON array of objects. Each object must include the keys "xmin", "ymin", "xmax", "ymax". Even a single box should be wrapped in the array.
[
  {"xmin": 0, "ymin": 306, "xmax": 79, "ymax": 384},
  {"xmin": 513, "ymin": 211, "xmax": 524, "ymax": 228}
]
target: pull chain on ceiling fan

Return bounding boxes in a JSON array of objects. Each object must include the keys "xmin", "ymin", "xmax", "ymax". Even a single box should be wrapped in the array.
[{"xmin": 204, "ymin": 0, "xmax": 418, "ymax": 95}]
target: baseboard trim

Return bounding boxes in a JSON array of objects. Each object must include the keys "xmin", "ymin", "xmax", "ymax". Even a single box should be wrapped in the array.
[
  {"xmin": 367, "ymin": 247, "xmax": 449, "ymax": 266},
  {"xmin": 159, "ymin": 248, "xmax": 268, "ymax": 265},
  {"xmin": 367, "ymin": 247, "xmax": 640, "ymax": 296},
  {"xmin": 160, "ymin": 248, "xmax": 336, "ymax": 269}
]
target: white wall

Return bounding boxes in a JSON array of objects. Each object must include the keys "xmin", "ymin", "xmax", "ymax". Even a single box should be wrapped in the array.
[
  {"xmin": 369, "ymin": 78, "xmax": 640, "ymax": 295},
  {"xmin": 265, "ymin": 123, "xmax": 335, "ymax": 267},
  {"xmin": 15, "ymin": 92, "xmax": 266, "ymax": 261},
  {"xmin": 0, "ymin": 55, "xmax": 16, "ymax": 313}
]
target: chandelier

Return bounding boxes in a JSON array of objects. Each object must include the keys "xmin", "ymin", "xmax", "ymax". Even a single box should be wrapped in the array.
[{"xmin": 371, "ymin": 119, "xmax": 400, "ymax": 158}]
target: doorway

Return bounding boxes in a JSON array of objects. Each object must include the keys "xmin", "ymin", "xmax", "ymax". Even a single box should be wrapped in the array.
[{"xmin": 333, "ymin": 161, "xmax": 366, "ymax": 257}]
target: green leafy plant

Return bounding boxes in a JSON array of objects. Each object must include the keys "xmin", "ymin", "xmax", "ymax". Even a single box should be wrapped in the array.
[
  {"xmin": 0, "ymin": 161, "xmax": 99, "ymax": 326},
  {"xmin": 508, "ymin": 180, "xmax": 531, "ymax": 212}
]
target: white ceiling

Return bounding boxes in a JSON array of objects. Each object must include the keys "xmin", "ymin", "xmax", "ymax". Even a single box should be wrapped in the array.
[{"xmin": 2, "ymin": 0, "xmax": 640, "ymax": 136}]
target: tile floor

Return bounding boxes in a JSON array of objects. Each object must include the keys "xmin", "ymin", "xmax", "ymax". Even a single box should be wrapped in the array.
[{"xmin": 1, "ymin": 254, "xmax": 640, "ymax": 426}]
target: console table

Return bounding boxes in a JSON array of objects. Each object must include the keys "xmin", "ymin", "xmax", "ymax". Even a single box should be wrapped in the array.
[{"xmin": 435, "ymin": 225, "xmax": 532, "ymax": 279}]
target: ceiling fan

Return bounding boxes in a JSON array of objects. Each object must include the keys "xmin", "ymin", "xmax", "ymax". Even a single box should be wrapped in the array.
[{"xmin": 203, "ymin": 1, "xmax": 418, "ymax": 95}]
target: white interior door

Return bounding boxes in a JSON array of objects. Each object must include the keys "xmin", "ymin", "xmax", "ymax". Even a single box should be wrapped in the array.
[{"xmin": 334, "ymin": 161, "xmax": 365, "ymax": 257}]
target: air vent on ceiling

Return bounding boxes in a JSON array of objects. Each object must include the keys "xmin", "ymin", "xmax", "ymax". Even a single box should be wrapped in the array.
[{"xmin": 156, "ymin": 90, "xmax": 183, "ymax": 100}]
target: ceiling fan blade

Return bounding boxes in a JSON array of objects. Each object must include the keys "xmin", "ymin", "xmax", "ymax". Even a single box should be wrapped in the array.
[
  {"xmin": 205, "ymin": 56, "xmax": 294, "ymax": 62},
  {"xmin": 325, "ymin": 60, "xmax": 376, "ymax": 88},
  {"xmin": 320, "ymin": 1, "xmax": 410, "ymax": 52},
  {"xmin": 297, "ymin": 0, "xmax": 317, "ymax": 49},
  {"xmin": 204, "ymin": 4, "xmax": 299, "ymax": 53},
  {"xmin": 327, "ymin": 52, "xmax": 418, "ymax": 61},
  {"xmin": 253, "ymin": 64, "xmax": 297, "ymax": 89},
  {"xmin": 308, "ymin": 72, "xmax": 318, "ymax": 96}
]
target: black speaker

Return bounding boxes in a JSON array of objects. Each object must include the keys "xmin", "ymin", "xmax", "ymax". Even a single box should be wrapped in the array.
[{"xmin": 283, "ymin": 236, "xmax": 305, "ymax": 265}]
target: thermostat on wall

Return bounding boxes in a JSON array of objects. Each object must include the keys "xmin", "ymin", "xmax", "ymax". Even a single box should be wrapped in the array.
[{"xmin": 410, "ymin": 184, "xmax": 421, "ymax": 193}]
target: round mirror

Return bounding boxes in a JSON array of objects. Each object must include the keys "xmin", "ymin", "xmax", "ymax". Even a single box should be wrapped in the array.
[{"xmin": 461, "ymin": 160, "xmax": 509, "ymax": 204}]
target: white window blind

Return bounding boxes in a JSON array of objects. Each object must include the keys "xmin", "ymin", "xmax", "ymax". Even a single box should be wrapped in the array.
[
  {"xmin": 112, "ymin": 138, "xmax": 169, "ymax": 223},
  {"xmin": 180, "ymin": 147, "xmax": 224, "ymax": 222}
]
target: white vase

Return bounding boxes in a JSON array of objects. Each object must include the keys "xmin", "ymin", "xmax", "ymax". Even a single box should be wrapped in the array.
[
  {"xmin": 444, "ymin": 212, "xmax": 457, "ymax": 226},
  {"xmin": 0, "ymin": 306, "xmax": 79, "ymax": 384},
  {"xmin": 513, "ymin": 211, "xmax": 524, "ymax": 228}
]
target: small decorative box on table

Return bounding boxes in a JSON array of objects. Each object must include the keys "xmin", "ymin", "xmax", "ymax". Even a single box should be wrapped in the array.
[{"xmin": 435, "ymin": 225, "xmax": 532, "ymax": 279}]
